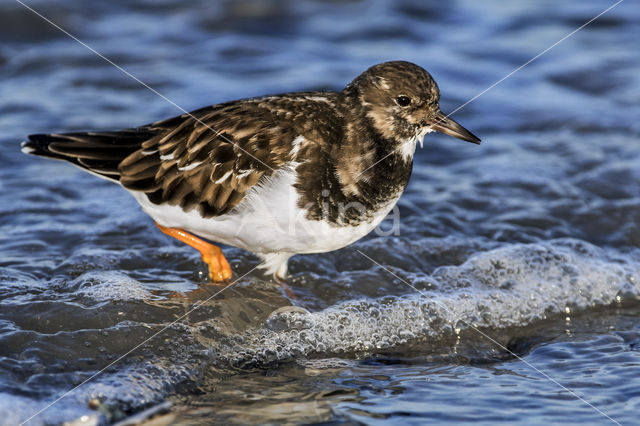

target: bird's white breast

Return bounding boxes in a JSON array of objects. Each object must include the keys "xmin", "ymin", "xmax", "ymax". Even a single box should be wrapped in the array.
[{"xmin": 129, "ymin": 163, "xmax": 399, "ymax": 257}]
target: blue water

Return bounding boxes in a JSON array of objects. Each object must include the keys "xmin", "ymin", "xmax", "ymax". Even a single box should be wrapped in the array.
[{"xmin": 1, "ymin": 0, "xmax": 639, "ymax": 424}]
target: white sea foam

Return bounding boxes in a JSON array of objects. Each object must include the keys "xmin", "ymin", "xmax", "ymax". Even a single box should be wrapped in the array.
[{"xmin": 212, "ymin": 239, "xmax": 640, "ymax": 366}]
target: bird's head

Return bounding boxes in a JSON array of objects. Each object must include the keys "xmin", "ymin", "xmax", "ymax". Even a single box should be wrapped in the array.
[{"xmin": 344, "ymin": 61, "xmax": 480, "ymax": 151}]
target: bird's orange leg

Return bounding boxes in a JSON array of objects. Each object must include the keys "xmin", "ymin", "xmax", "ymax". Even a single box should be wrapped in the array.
[{"xmin": 155, "ymin": 222, "xmax": 232, "ymax": 282}]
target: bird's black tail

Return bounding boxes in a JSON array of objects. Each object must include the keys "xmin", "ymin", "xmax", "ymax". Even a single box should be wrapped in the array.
[{"xmin": 21, "ymin": 130, "xmax": 156, "ymax": 182}]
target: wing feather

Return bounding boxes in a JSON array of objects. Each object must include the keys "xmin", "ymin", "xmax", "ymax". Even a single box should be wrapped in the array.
[
  {"xmin": 23, "ymin": 92, "xmax": 342, "ymax": 218},
  {"xmin": 119, "ymin": 100, "xmax": 300, "ymax": 217}
]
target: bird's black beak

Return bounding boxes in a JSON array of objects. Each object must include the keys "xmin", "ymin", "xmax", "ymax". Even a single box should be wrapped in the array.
[{"xmin": 430, "ymin": 111, "xmax": 481, "ymax": 144}]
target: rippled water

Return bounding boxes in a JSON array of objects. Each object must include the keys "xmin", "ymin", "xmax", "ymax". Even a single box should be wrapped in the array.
[{"xmin": 1, "ymin": 0, "xmax": 639, "ymax": 424}]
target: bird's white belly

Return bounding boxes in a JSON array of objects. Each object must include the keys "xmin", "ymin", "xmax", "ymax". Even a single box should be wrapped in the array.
[{"xmin": 129, "ymin": 164, "xmax": 399, "ymax": 256}]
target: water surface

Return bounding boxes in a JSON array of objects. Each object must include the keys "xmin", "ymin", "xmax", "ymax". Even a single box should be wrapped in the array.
[{"xmin": 0, "ymin": 0, "xmax": 639, "ymax": 424}]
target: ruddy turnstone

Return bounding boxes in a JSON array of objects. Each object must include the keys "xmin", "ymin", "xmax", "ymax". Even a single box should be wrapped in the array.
[{"xmin": 22, "ymin": 61, "xmax": 479, "ymax": 284}]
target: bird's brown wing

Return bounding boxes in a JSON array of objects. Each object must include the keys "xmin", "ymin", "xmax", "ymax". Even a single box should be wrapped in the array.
[
  {"xmin": 23, "ymin": 94, "xmax": 342, "ymax": 218},
  {"xmin": 118, "ymin": 101, "xmax": 299, "ymax": 217}
]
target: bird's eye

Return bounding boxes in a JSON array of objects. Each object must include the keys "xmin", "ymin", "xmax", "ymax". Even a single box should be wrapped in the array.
[{"xmin": 396, "ymin": 95, "xmax": 411, "ymax": 107}]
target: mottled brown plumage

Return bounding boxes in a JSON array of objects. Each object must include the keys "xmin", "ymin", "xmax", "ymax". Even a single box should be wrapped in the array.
[{"xmin": 22, "ymin": 61, "xmax": 480, "ymax": 280}]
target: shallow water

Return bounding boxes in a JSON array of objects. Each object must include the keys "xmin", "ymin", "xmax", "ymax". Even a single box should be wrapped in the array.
[{"xmin": 1, "ymin": 0, "xmax": 639, "ymax": 424}]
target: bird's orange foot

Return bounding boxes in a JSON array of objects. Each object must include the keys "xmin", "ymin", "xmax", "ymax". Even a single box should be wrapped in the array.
[
  {"xmin": 274, "ymin": 272, "xmax": 297, "ymax": 299},
  {"xmin": 201, "ymin": 245, "xmax": 232, "ymax": 282},
  {"xmin": 154, "ymin": 222, "xmax": 232, "ymax": 283}
]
